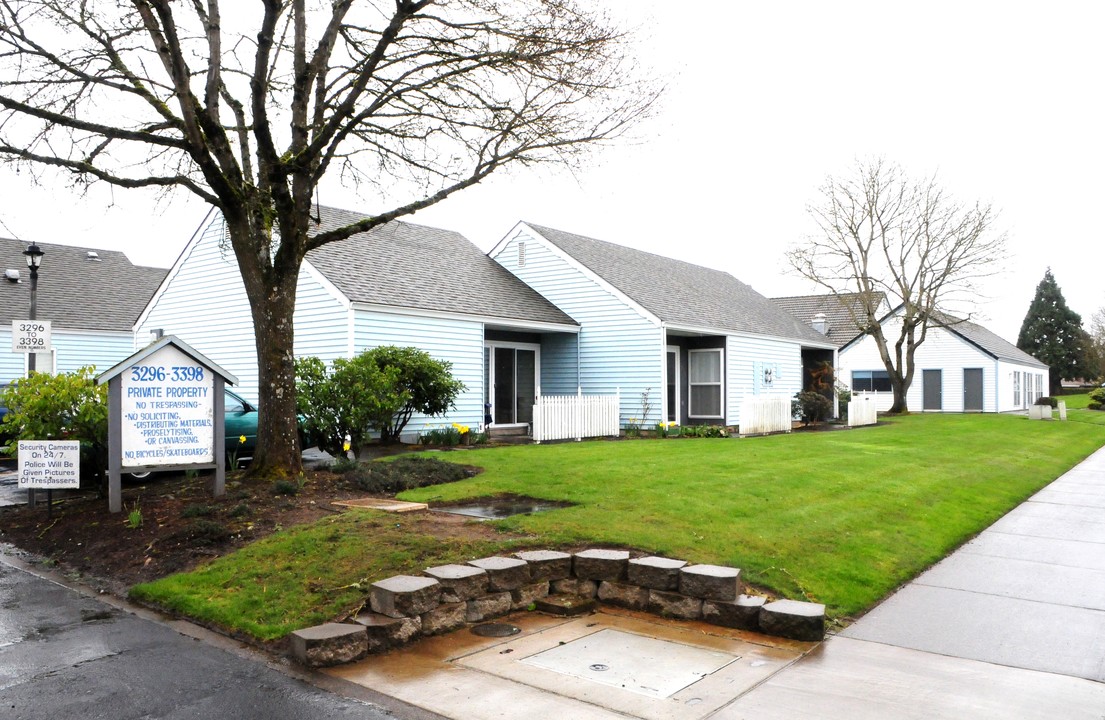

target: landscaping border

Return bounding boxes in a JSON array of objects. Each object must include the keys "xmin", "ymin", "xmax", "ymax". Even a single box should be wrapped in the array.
[{"xmin": 289, "ymin": 548, "xmax": 825, "ymax": 667}]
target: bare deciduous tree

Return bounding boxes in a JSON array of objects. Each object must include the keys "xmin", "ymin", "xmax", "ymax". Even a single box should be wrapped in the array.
[
  {"xmin": 1085, "ymin": 306, "xmax": 1105, "ymax": 382},
  {"xmin": 788, "ymin": 159, "xmax": 1006, "ymax": 413},
  {"xmin": 0, "ymin": 0, "xmax": 658, "ymax": 476}
]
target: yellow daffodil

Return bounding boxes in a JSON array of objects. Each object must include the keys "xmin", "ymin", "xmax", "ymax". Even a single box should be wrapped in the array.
[
  {"xmin": 343, "ymin": 439, "xmax": 351, "ymax": 452},
  {"xmin": 238, "ymin": 435, "xmax": 247, "ymax": 445}
]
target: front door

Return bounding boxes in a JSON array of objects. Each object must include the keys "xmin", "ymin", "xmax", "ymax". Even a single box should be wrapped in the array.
[
  {"xmin": 486, "ymin": 344, "xmax": 538, "ymax": 425},
  {"xmin": 963, "ymin": 368, "xmax": 984, "ymax": 411},
  {"xmin": 923, "ymin": 369, "xmax": 942, "ymax": 411}
]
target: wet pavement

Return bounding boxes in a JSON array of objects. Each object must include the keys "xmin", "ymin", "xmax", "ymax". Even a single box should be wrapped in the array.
[
  {"xmin": 326, "ymin": 607, "xmax": 813, "ymax": 720},
  {"xmin": 0, "ymin": 554, "xmax": 429, "ymax": 720},
  {"xmin": 0, "ymin": 459, "xmax": 24, "ymax": 507}
]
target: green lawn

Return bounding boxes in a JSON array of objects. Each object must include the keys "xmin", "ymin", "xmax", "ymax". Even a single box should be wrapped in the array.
[
  {"xmin": 1060, "ymin": 392, "xmax": 1093, "ymax": 409},
  {"xmin": 130, "ymin": 512, "xmax": 523, "ymax": 640},
  {"xmin": 132, "ymin": 413, "xmax": 1105, "ymax": 639},
  {"xmin": 1055, "ymin": 393, "xmax": 1105, "ymax": 425},
  {"xmin": 402, "ymin": 413, "xmax": 1105, "ymax": 618}
]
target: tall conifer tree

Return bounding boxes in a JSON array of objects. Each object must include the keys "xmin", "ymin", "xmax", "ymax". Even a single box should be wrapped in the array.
[{"xmin": 1017, "ymin": 269, "xmax": 1085, "ymax": 394}]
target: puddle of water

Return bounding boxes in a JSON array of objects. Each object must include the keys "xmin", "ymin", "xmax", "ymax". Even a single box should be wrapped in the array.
[{"xmin": 433, "ymin": 496, "xmax": 571, "ymax": 519}]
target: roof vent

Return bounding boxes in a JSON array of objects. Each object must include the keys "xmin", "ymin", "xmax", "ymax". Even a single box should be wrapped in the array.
[
  {"xmin": 86, "ymin": 251, "xmax": 101, "ymax": 261},
  {"xmin": 811, "ymin": 312, "xmax": 828, "ymax": 335},
  {"xmin": 4, "ymin": 268, "xmax": 20, "ymax": 283}
]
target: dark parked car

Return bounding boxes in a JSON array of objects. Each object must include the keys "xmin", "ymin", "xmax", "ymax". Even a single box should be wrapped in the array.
[{"xmin": 126, "ymin": 388, "xmax": 259, "ymax": 479}]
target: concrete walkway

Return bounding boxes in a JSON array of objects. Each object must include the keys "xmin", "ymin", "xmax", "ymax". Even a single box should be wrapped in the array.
[{"xmin": 712, "ymin": 444, "xmax": 1105, "ymax": 718}]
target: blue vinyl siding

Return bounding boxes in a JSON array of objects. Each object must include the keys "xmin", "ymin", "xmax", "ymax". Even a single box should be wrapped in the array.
[
  {"xmin": 0, "ymin": 330, "xmax": 134, "ymax": 382},
  {"xmin": 493, "ymin": 228, "xmax": 662, "ymax": 426},
  {"xmin": 727, "ymin": 334, "xmax": 804, "ymax": 426},
  {"xmin": 52, "ymin": 332, "xmax": 136, "ymax": 374},
  {"xmin": 540, "ymin": 332, "xmax": 577, "ymax": 395},
  {"xmin": 292, "ymin": 266, "xmax": 349, "ymax": 365},
  {"xmin": 353, "ymin": 309, "xmax": 484, "ymax": 440},
  {"xmin": 136, "ymin": 214, "xmax": 349, "ymax": 401}
]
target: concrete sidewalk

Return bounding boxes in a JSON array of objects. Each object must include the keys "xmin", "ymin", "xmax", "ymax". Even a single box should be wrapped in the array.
[{"xmin": 713, "ymin": 444, "xmax": 1105, "ymax": 718}]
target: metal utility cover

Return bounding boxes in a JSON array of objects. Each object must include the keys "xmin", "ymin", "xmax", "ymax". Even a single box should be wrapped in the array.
[{"xmin": 520, "ymin": 629, "xmax": 738, "ymax": 698}]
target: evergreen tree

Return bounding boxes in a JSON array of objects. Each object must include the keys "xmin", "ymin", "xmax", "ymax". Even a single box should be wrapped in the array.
[{"xmin": 1017, "ymin": 269, "xmax": 1086, "ymax": 394}]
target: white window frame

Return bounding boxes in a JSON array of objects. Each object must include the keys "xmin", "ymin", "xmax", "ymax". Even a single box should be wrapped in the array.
[
  {"xmin": 23, "ymin": 349, "xmax": 57, "ymax": 375},
  {"xmin": 688, "ymin": 348, "xmax": 724, "ymax": 419},
  {"xmin": 665, "ymin": 345, "xmax": 681, "ymax": 423}
]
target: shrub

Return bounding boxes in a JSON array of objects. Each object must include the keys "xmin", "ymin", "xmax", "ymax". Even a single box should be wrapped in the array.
[
  {"xmin": 186, "ymin": 519, "xmax": 231, "ymax": 545},
  {"xmin": 793, "ymin": 391, "xmax": 833, "ymax": 426},
  {"xmin": 1035, "ymin": 396, "xmax": 1058, "ymax": 408},
  {"xmin": 296, "ymin": 346, "xmax": 466, "ymax": 451},
  {"xmin": 420, "ymin": 426, "xmax": 462, "ymax": 446},
  {"xmin": 1, "ymin": 366, "xmax": 108, "ymax": 489},
  {"xmin": 343, "ymin": 456, "xmax": 471, "ymax": 494},
  {"xmin": 1088, "ymin": 387, "xmax": 1105, "ymax": 411},
  {"xmin": 295, "ymin": 355, "xmax": 404, "ymax": 457},
  {"xmin": 679, "ymin": 424, "xmax": 728, "ymax": 438},
  {"xmin": 181, "ymin": 504, "xmax": 215, "ymax": 518},
  {"xmin": 361, "ymin": 346, "xmax": 466, "ymax": 444},
  {"xmin": 272, "ymin": 479, "xmax": 300, "ymax": 496}
]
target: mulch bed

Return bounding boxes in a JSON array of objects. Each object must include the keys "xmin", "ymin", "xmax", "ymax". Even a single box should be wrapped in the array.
[{"xmin": 0, "ymin": 456, "xmax": 505, "ymax": 596}]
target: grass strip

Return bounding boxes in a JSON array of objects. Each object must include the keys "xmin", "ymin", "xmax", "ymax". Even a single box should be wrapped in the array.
[{"xmin": 130, "ymin": 511, "xmax": 522, "ymax": 641}]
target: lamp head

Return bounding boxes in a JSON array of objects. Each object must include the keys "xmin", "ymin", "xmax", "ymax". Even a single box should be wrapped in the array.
[{"xmin": 23, "ymin": 243, "xmax": 44, "ymax": 269}]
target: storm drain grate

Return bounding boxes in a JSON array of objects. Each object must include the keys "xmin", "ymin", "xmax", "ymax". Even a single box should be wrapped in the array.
[{"xmin": 471, "ymin": 623, "xmax": 521, "ymax": 638}]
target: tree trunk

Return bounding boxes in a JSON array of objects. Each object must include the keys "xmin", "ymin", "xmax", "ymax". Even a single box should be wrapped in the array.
[
  {"xmin": 244, "ymin": 270, "xmax": 303, "ymax": 478},
  {"xmin": 888, "ymin": 372, "xmax": 909, "ymax": 414},
  {"xmin": 229, "ymin": 211, "xmax": 304, "ymax": 480}
]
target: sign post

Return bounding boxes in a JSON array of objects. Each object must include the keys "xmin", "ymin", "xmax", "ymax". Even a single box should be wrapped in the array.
[
  {"xmin": 97, "ymin": 337, "xmax": 237, "ymax": 513},
  {"xmin": 12, "ymin": 319, "xmax": 53, "ymax": 508}
]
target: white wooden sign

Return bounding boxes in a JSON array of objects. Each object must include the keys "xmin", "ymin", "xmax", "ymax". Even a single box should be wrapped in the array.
[
  {"xmin": 120, "ymin": 343, "xmax": 215, "ymax": 467},
  {"xmin": 11, "ymin": 319, "xmax": 51, "ymax": 353},
  {"xmin": 17, "ymin": 440, "xmax": 80, "ymax": 488}
]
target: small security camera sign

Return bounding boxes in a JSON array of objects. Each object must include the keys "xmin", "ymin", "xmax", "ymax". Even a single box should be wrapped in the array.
[{"xmin": 17, "ymin": 440, "xmax": 80, "ymax": 489}]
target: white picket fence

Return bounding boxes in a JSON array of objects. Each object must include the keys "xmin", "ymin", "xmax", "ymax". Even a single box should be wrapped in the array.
[
  {"xmin": 533, "ymin": 389, "xmax": 621, "ymax": 443},
  {"xmin": 848, "ymin": 395, "xmax": 878, "ymax": 427},
  {"xmin": 739, "ymin": 395, "xmax": 793, "ymax": 435}
]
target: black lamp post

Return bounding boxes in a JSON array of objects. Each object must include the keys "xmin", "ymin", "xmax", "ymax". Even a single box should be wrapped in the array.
[
  {"xmin": 20, "ymin": 243, "xmax": 44, "ymax": 510},
  {"xmin": 22, "ymin": 243, "xmax": 43, "ymax": 374}
]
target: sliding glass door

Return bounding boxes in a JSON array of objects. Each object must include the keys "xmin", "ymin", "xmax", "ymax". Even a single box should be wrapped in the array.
[{"xmin": 485, "ymin": 343, "xmax": 538, "ymax": 425}]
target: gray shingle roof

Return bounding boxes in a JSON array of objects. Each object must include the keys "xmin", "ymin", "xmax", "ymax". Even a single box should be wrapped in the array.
[
  {"xmin": 836, "ymin": 302, "xmax": 1048, "ymax": 368},
  {"xmin": 772, "ymin": 292, "xmax": 887, "ymax": 347},
  {"xmin": 0, "ymin": 238, "xmax": 166, "ymax": 331},
  {"xmin": 524, "ymin": 224, "xmax": 832, "ymax": 344},
  {"xmin": 305, "ymin": 208, "xmax": 576, "ymax": 327},
  {"xmin": 934, "ymin": 313, "xmax": 1047, "ymax": 369}
]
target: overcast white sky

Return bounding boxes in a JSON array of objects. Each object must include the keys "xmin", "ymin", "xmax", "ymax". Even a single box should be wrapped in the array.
[{"xmin": 1, "ymin": 1, "xmax": 1101, "ymax": 343}]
